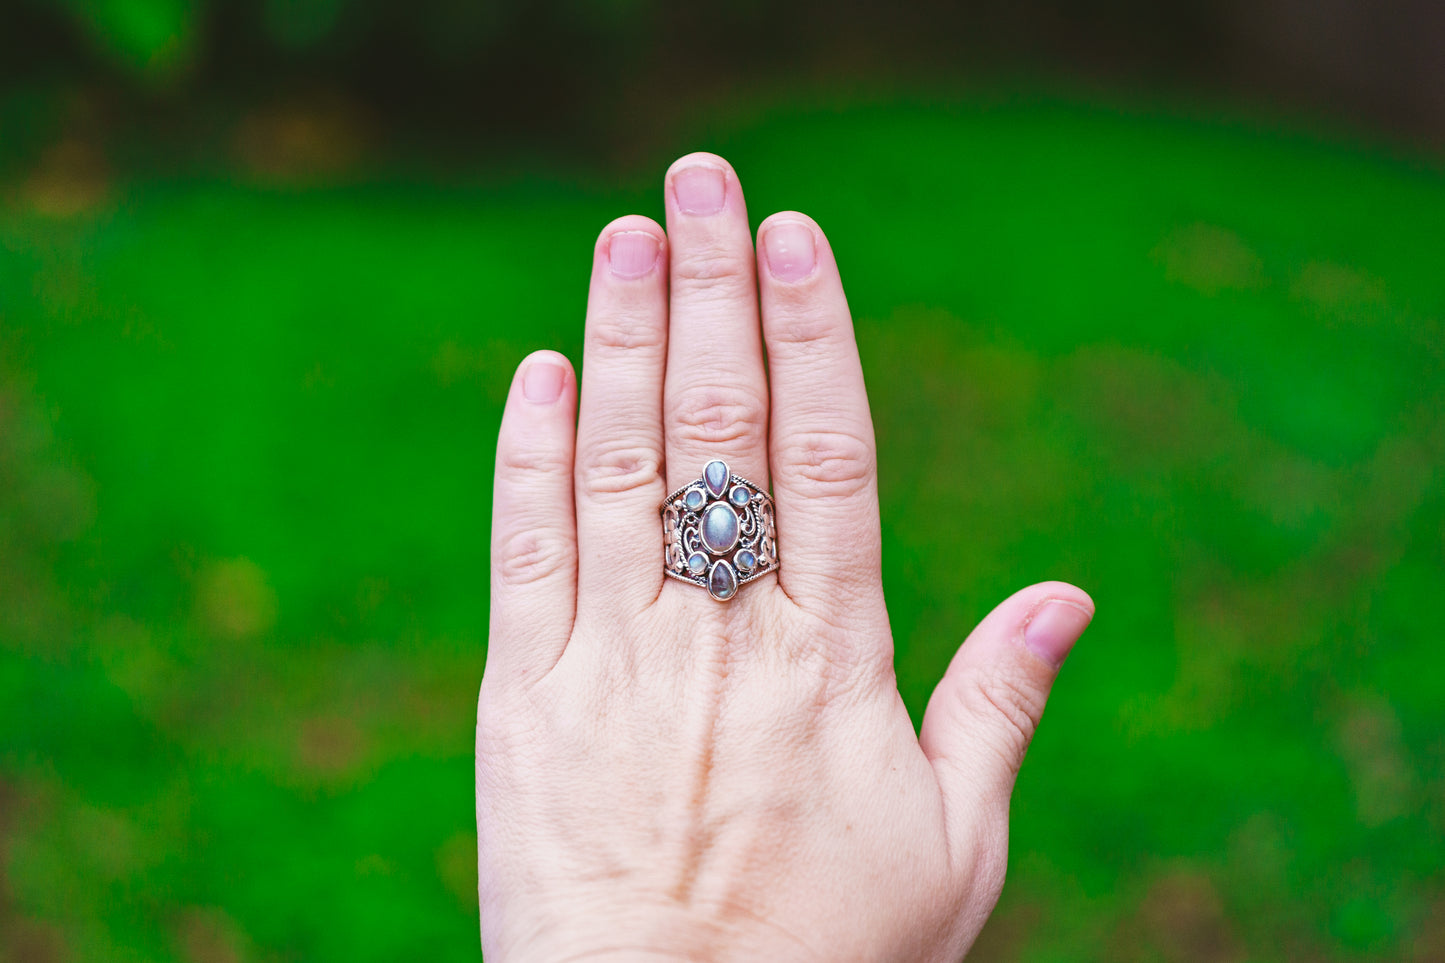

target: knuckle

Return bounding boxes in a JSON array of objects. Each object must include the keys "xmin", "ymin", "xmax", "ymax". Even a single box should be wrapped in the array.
[
  {"xmin": 777, "ymin": 428, "xmax": 874, "ymax": 499},
  {"xmin": 787, "ymin": 616, "xmax": 863, "ymax": 675},
  {"xmin": 499, "ymin": 442, "xmax": 572, "ymax": 478},
  {"xmin": 493, "ymin": 527, "xmax": 574, "ymax": 589},
  {"xmin": 793, "ymin": 580, "xmax": 887, "ymax": 641},
  {"xmin": 794, "ymin": 630, "xmax": 884, "ymax": 703},
  {"xmin": 964, "ymin": 668, "xmax": 1044, "ymax": 771},
  {"xmin": 577, "ymin": 444, "xmax": 662, "ymax": 495},
  {"xmin": 586, "ymin": 310, "xmax": 666, "ymax": 353},
  {"xmin": 768, "ymin": 306, "xmax": 843, "ymax": 347},
  {"xmin": 768, "ymin": 602, "xmax": 895, "ymax": 704},
  {"xmin": 671, "ymin": 244, "xmax": 751, "ymax": 284},
  {"xmin": 672, "ymin": 384, "xmax": 766, "ymax": 448}
]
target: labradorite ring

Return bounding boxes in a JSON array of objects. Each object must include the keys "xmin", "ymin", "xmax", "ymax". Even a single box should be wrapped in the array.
[{"xmin": 661, "ymin": 460, "xmax": 778, "ymax": 601}]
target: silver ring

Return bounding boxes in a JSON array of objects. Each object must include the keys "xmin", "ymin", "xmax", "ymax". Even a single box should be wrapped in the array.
[{"xmin": 661, "ymin": 460, "xmax": 777, "ymax": 601}]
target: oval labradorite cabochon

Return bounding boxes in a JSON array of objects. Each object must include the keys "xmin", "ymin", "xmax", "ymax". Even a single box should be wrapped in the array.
[{"xmin": 700, "ymin": 502, "xmax": 740, "ymax": 554}]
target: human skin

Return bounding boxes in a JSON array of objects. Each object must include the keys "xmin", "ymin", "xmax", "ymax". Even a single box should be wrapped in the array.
[{"xmin": 476, "ymin": 152, "xmax": 1095, "ymax": 962}]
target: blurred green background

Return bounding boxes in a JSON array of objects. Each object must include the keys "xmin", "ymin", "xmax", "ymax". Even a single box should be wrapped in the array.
[{"xmin": 2, "ymin": 2, "xmax": 1444, "ymax": 961}]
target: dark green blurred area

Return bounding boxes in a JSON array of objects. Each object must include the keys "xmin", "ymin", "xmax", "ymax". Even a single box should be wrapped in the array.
[{"xmin": 4, "ymin": 3, "xmax": 1445, "ymax": 962}]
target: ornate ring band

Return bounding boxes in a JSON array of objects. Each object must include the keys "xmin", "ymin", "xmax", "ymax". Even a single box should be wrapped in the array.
[{"xmin": 661, "ymin": 460, "xmax": 778, "ymax": 602}]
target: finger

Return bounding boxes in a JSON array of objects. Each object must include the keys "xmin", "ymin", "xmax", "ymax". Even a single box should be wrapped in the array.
[
  {"xmin": 486, "ymin": 351, "xmax": 579, "ymax": 685},
  {"xmin": 757, "ymin": 212, "xmax": 882, "ymax": 623},
  {"xmin": 662, "ymin": 153, "xmax": 770, "ymax": 496},
  {"xmin": 919, "ymin": 582, "xmax": 1094, "ymax": 850},
  {"xmin": 574, "ymin": 216, "xmax": 669, "ymax": 613}
]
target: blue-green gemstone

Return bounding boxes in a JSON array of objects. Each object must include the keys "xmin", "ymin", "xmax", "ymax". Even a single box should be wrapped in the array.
[
  {"xmin": 704, "ymin": 460, "xmax": 729, "ymax": 497},
  {"xmin": 700, "ymin": 503, "xmax": 740, "ymax": 554},
  {"xmin": 708, "ymin": 560, "xmax": 738, "ymax": 601}
]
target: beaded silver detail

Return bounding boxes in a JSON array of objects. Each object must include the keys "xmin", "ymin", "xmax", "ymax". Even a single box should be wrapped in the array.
[{"xmin": 661, "ymin": 460, "xmax": 777, "ymax": 601}]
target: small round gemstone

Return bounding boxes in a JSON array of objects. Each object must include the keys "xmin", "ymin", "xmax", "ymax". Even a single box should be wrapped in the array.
[
  {"xmin": 700, "ymin": 503, "xmax": 740, "ymax": 554},
  {"xmin": 687, "ymin": 552, "xmax": 708, "ymax": 575},
  {"xmin": 708, "ymin": 560, "xmax": 738, "ymax": 601},
  {"xmin": 734, "ymin": 549, "xmax": 756, "ymax": 573},
  {"xmin": 729, "ymin": 485, "xmax": 750, "ymax": 507},
  {"xmin": 684, "ymin": 488, "xmax": 705, "ymax": 510}
]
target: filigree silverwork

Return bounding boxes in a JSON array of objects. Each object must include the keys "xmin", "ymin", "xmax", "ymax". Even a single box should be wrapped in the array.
[{"xmin": 660, "ymin": 459, "xmax": 778, "ymax": 601}]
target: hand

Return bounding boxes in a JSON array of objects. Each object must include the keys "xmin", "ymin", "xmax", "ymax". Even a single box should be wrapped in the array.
[{"xmin": 476, "ymin": 152, "xmax": 1094, "ymax": 962}]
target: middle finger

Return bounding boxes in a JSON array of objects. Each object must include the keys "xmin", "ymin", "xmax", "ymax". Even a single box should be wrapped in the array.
[{"xmin": 662, "ymin": 153, "xmax": 771, "ymax": 498}]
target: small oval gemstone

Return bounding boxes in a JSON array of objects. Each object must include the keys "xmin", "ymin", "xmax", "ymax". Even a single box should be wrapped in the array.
[
  {"xmin": 687, "ymin": 552, "xmax": 708, "ymax": 575},
  {"xmin": 704, "ymin": 460, "xmax": 730, "ymax": 497},
  {"xmin": 684, "ymin": 488, "xmax": 705, "ymax": 510},
  {"xmin": 729, "ymin": 485, "xmax": 750, "ymax": 507},
  {"xmin": 708, "ymin": 560, "xmax": 738, "ymax": 601},
  {"xmin": 700, "ymin": 503, "xmax": 740, "ymax": 554},
  {"xmin": 734, "ymin": 549, "xmax": 756, "ymax": 573}
]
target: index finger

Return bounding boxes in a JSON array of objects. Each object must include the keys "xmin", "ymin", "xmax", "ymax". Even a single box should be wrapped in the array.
[{"xmin": 756, "ymin": 212, "xmax": 886, "ymax": 630}]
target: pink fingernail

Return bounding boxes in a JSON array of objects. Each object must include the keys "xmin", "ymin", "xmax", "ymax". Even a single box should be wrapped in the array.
[
  {"xmin": 609, "ymin": 231, "xmax": 659, "ymax": 279},
  {"xmin": 763, "ymin": 222, "xmax": 817, "ymax": 282},
  {"xmin": 522, "ymin": 361, "xmax": 565, "ymax": 404},
  {"xmin": 1023, "ymin": 599, "xmax": 1093, "ymax": 668},
  {"xmin": 672, "ymin": 166, "xmax": 726, "ymax": 215}
]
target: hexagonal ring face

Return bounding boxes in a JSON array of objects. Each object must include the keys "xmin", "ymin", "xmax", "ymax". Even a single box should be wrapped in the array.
[{"xmin": 661, "ymin": 460, "xmax": 777, "ymax": 601}]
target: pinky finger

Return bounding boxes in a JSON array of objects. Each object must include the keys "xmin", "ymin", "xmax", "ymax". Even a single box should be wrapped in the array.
[{"xmin": 486, "ymin": 350, "xmax": 579, "ymax": 687}]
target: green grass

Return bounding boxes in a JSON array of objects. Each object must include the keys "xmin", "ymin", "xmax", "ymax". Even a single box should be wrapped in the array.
[{"xmin": 2, "ymin": 93, "xmax": 1443, "ymax": 961}]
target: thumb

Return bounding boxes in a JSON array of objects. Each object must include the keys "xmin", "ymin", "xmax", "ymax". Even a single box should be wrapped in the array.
[{"xmin": 919, "ymin": 581, "xmax": 1094, "ymax": 830}]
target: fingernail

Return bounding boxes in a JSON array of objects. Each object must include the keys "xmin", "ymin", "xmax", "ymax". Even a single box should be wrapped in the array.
[
  {"xmin": 763, "ymin": 221, "xmax": 817, "ymax": 282},
  {"xmin": 608, "ymin": 231, "xmax": 660, "ymax": 279},
  {"xmin": 672, "ymin": 165, "xmax": 726, "ymax": 215},
  {"xmin": 522, "ymin": 360, "xmax": 565, "ymax": 404},
  {"xmin": 1023, "ymin": 599, "xmax": 1093, "ymax": 668}
]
